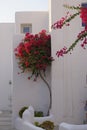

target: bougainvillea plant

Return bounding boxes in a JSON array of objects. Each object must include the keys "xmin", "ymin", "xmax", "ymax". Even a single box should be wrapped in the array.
[
  {"xmin": 14, "ymin": 30, "xmax": 53, "ymax": 115},
  {"xmin": 14, "ymin": 30, "xmax": 53, "ymax": 80},
  {"xmin": 51, "ymin": 4, "xmax": 87, "ymax": 57}
]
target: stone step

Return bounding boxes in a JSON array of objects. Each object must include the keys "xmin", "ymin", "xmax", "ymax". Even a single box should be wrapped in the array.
[
  {"xmin": 0, "ymin": 110, "xmax": 12, "ymax": 117},
  {"xmin": 0, "ymin": 121, "xmax": 12, "ymax": 126},
  {"xmin": 0, "ymin": 117, "xmax": 12, "ymax": 125},
  {"xmin": 0, "ymin": 117, "xmax": 11, "ymax": 121},
  {"xmin": 0, "ymin": 110, "xmax": 12, "ymax": 126},
  {"xmin": 0, "ymin": 125, "xmax": 15, "ymax": 130}
]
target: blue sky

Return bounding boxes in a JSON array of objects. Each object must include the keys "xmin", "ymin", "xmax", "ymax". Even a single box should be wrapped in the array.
[{"xmin": 0, "ymin": 0, "xmax": 48, "ymax": 22}]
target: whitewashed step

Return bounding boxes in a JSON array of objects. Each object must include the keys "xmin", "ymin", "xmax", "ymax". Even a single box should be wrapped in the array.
[
  {"xmin": 0, "ymin": 110, "xmax": 12, "ymax": 116},
  {"xmin": 0, "ymin": 110, "xmax": 12, "ymax": 125},
  {"xmin": 0, "ymin": 113, "xmax": 11, "ymax": 118},
  {"xmin": 0, "ymin": 117, "xmax": 12, "ymax": 125},
  {"xmin": 0, "ymin": 122, "xmax": 12, "ymax": 126},
  {"xmin": 0, "ymin": 117, "xmax": 11, "ymax": 121},
  {"xmin": 0, "ymin": 125, "xmax": 15, "ymax": 130}
]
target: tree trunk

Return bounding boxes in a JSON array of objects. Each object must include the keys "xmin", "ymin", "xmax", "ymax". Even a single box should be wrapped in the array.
[{"xmin": 39, "ymin": 70, "xmax": 52, "ymax": 116}]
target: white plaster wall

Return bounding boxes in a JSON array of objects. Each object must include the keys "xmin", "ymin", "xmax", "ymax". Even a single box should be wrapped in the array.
[
  {"xmin": 51, "ymin": 0, "xmax": 87, "ymax": 124},
  {"xmin": 0, "ymin": 23, "xmax": 15, "ymax": 111},
  {"xmin": 48, "ymin": 0, "xmax": 51, "ymax": 32},
  {"xmin": 15, "ymin": 11, "xmax": 49, "ymax": 34},
  {"xmin": 13, "ymin": 35, "xmax": 51, "ymax": 123}
]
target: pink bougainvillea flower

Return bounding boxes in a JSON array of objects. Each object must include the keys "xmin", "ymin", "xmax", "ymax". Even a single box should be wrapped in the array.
[
  {"xmin": 51, "ymin": 4, "xmax": 87, "ymax": 56},
  {"xmin": 24, "ymin": 42, "xmax": 32, "ymax": 54},
  {"xmin": 14, "ymin": 30, "xmax": 53, "ymax": 80},
  {"xmin": 81, "ymin": 37, "xmax": 87, "ymax": 49},
  {"xmin": 80, "ymin": 7, "xmax": 87, "ymax": 25},
  {"xmin": 56, "ymin": 47, "xmax": 67, "ymax": 57},
  {"xmin": 15, "ymin": 42, "xmax": 25, "ymax": 57},
  {"xmin": 51, "ymin": 12, "xmax": 70, "ymax": 29},
  {"xmin": 25, "ymin": 61, "xmax": 29, "ymax": 67},
  {"xmin": 51, "ymin": 17, "xmax": 66, "ymax": 29}
]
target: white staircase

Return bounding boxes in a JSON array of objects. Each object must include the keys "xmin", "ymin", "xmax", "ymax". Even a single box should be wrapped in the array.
[
  {"xmin": 0, "ymin": 110, "xmax": 12, "ymax": 126},
  {"xmin": 0, "ymin": 110, "xmax": 17, "ymax": 130}
]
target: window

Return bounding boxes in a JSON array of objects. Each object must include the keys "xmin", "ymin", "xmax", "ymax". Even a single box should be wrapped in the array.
[{"xmin": 21, "ymin": 24, "xmax": 32, "ymax": 33}]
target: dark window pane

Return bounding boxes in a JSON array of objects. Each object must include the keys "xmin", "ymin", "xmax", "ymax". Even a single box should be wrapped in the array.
[{"xmin": 23, "ymin": 27, "xmax": 29, "ymax": 33}]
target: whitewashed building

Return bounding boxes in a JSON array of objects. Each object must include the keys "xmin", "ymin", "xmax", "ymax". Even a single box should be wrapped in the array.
[
  {"xmin": 0, "ymin": 0, "xmax": 87, "ymax": 127},
  {"xmin": 0, "ymin": 11, "xmax": 50, "ymax": 126},
  {"xmin": 15, "ymin": 11, "xmax": 49, "ymax": 34},
  {"xmin": 13, "ymin": 11, "xmax": 51, "ymax": 124},
  {"xmin": 50, "ymin": 0, "xmax": 87, "ymax": 125}
]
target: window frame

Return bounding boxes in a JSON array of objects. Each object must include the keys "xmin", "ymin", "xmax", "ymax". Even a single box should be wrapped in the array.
[{"xmin": 20, "ymin": 24, "xmax": 32, "ymax": 33}]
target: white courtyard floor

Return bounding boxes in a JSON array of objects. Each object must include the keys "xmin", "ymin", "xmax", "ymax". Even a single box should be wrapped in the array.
[
  {"xmin": 0, "ymin": 126, "xmax": 58, "ymax": 130},
  {"xmin": 0, "ymin": 125, "xmax": 58, "ymax": 130},
  {"xmin": 0, "ymin": 125, "xmax": 16, "ymax": 130},
  {"xmin": 0, "ymin": 110, "xmax": 59, "ymax": 130}
]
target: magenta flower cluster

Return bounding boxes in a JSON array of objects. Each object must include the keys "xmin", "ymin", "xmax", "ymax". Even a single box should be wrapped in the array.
[{"xmin": 52, "ymin": 4, "xmax": 87, "ymax": 57}]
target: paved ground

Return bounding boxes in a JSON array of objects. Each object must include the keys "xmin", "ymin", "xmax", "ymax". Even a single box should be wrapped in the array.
[
  {"xmin": 0, "ymin": 126, "xmax": 16, "ymax": 130},
  {"xmin": 0, "ymin": 124, "xmax": 59, "ymax": 130}
]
